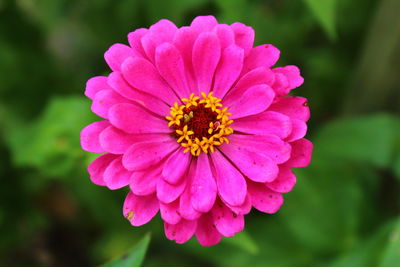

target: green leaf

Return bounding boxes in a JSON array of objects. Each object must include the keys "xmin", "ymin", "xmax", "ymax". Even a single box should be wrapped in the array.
[
  {"xmin": 315, "ymin": 114, "xmax": 400, "ymax": 168},
  {"xmin": 223, "ymin": 231, "xmax": 259, "ymax": 254},
  {"xmin": 303, "ymin": 0, "xmax": 337, "ymax": 40},
  {"xmin": 101, "ymin": 234, "xmax": 151, "ymax": 267},
  {"xmin": 328, "ymin": 218, "xmax": 400, "ymax": 267}
]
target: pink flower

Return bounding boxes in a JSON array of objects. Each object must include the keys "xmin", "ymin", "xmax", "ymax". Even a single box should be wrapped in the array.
[{"xmin": 80, "ymin": 15, "xmax": 312, "ymax": 246}]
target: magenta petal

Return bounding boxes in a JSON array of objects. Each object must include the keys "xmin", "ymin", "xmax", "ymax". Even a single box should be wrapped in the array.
[
  {"xmin": 103, "ymin": 157, "xmax": 131, "ymax": 190},
  {"xmin": 162, "ymin": 147, "xmax": 190, "ymax": 184},
  {"xmin": 130, "ymin": 164, "xmax": 162, "ymax": 196},
  {"xmin": 141, "ymin": 19, "xmax": 178, "ymax": 62},
  {"xmin": 196, "ymin": 213, "xmax": 222, "ymax": 246},
  {"xmin": 285, "ymin": 138, "xmax": 313, "ymax": 167},
  {"xmin": 165, "ymin": 219, "xmax": 197, "ymax": 244},
  {"xmin": 192, "ymin": 32, "xmax": 221, "ymax": 93},
  {"xmin": 156, "ymin": 177, "xmax": 186, "ymax": 204},
  {"xmin": 80, "ymin": 121, "xmax": 109, "ymax": 153},
  {"xmin": 85, "ymin": 76, "xmax": 112, "ymax": 100},
  {"xmin": 231, "ymin": 22, "xmax": 255, "ymax": 57},
  {"xmin": 155, "ymin": 43, "xmax": 190, "ymax": 98},
  {"xmin": 266, "ymin": 166, "xmax": 296, "ymax": 193},
  {"xmin": 213, "ymin": 45, "xmax": 244, "ymax": 98},
  {"xmin": 88, "ymin": 153, "xmax": 118, "ymax": 186},
  {"xmin": 212, "ymin": 200, "xmax": 244, "ymax": 237},
  {"xmin": 286, "ymin": 119, "xmax": 307, "ymax": 142},
  {"xmin": 224, "ymin": 84, "xmax": 275, "ymax": 119},
  {"xmin": 123, "ymin": 192, "xmax": 159, "ymax": 226},
  {"xmin": 272, "ymin": 72, "xmax": 290, "ymax": 97},
  {"xmin": 173, "ymin": 27, "xmax": 197, "ymax": 94},
  {"xmin": 127, "ymin": 28, "xmax": 148, "ymax": 57},
  {"xmin": 220, "ymin": 144, "xmax": 279, "ymax": 183},
  {"xmin": 269, "ymin": 96, "xmax": 310, "ymax": 121},
  {"xmin": 107, "ymin": 72, "xmax": 170, "ymax": 117},
  {"xmin": 123, "ymin": 138, "xmax": 178, "ymax": 171},
  {"xmin": 274, "ymin": 65, "xmax": 304, "ymax": 90},
  {"xmin": 104, "ymin": 43, "xmax": 138, "ymax": 71},
  {"xmin": 211, "ymin": 150, "xmax": 247, "ymax": 207},
  {"xmin": 108, "ymin": 103, "xmax": 170, "ymax": 134},
  {"xmin": 233, "ymin": 111, "xmax": 292, "ymax": 139},
  {"xmin": 179, "ymin": 162, "xmax": 201, "ymax": 220},
  {"xmin": 233, "ymin": 67, "xmax": 275, "ymax": 93},
  {"xmin": 212, "ymin": 24, "xmax": 235, "ymax": 49},
  {"xmin": 224, "ymin": 194, "xmax": 252, "ymax": 215},
  {"xmin": 99, "ymin": 126, "xmax": 146, "ymax": 154},
  {"xmin": 190, "ymin": 15, "xmax": 218, "ymax": 33},
  {"xmin": 190, "ymin": 154, "xmax": 217, "ymax": 213},
  {"xmin": 160, "ymin": 200, "xmax": 181, "ymax": 225},
  {"xmin": 248, "ymin": 181, "xmax": 283, "ymax": 214},
  {"xmin": 228, "ymin": 134, "xmax": 291, "ymax": 164},
  {"xmin": 242, "ymin": 44, "xmax": 280, "ymax": 74},
  {"xmin": 121, "ymin": 57, "xmax": 178, "ymax": 105},
  {"xmin": 91, "ymin": 89, "xmax": 130, "ymax": 119}
]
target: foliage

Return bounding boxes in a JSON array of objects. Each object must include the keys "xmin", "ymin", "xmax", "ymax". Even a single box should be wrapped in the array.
[{"xmin": 0, "ymin": 0, "xmax": 399, "ymax": 266}]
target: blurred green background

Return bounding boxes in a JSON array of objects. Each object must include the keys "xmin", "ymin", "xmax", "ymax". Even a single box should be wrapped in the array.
[{"xmin": 1, "ymin": 0, "xmax": 399, "ymax": 266}]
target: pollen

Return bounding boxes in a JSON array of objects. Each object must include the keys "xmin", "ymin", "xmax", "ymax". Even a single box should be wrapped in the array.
[{"xmin": 166, "ymin": 92, "xmax": 234, "ymax": 156}]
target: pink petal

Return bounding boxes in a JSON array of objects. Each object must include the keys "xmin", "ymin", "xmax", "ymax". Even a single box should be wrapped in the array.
[
  {"xmin": 159, "ymin": 200, "xmax": 181, "ymax": 225},
  {"xmin": 271, "ymin": 72, "xmax": 290, "ymax": 97},
  {"xmin": 80, "ymin": 121, "xmax": 110, "ymax": 153},
  {"xmin": 285, "ymin": 138, "xmax": 313, "ymax": 167},
  {"xmin": 104, "ymin": 43, "xmax": 138, "ymax": 71},
  {"xmin": 155, "ymin": 43, "xmax": 190, "ymax": 99},
  {"xmin": 269, "ymin": 96, "xmax": 310, "ymax": 121},
  {"xmin": 122, "ymin": 138, "xmax": 178, "ymax": 171},
  {"xmin": 162, "ymin": 147, "xmax": 190, "ymax": 184},
  {"xmin": 223, "ymin": 194, "xmax": 252, "ymax": 215},
  {"xmin": 127, "ymin": 28, "xmax": 148, "ymax": 58},
  {"xmin": 130, "ymin": 164, "xmax": 162, "ymax": 196},
  {"xmin": 91, "ymin": 89, "xmax": 130, "ymax": 119},
  {"xmin": 103, "ymin": 157, "xmax": 131, "ymax": 190},
  {"xmin": 121, "ymin": 57, "xmax": 178, "ymax": 106},
  {"xmin": 141, "ymin": 19, "xmax": 178, "ymax": 63},
  {"xmin": 190, "ymin": 15, "xmax": 218, "ymax": 33},
  {"xmin": 212, "ymin": 200, "xmax": 244, "ymax": 237},
  {"xmin": 248, "ymin": 181, "xmax": 283, "ymax": 214},
  {"xmin": 107, "ymin": 72, "xmax": 170, "ymax": 117},
  {"xmin": 173, "ymin": 27, "xmax": 197, "ymax": 94},
  {"xmin": 242, "ymin": 44, "xmax": 280, "ymax": 74},
  {"xmin": 232, "ymin": 67, "xmax": 275, "ymax": 93},
  {"xmin": 190, "ymin": 154, "xmax": 217, "ymax": 213},
  {"xmin": 196, "ymin": 213, "xmax": 222, "ymax": 246},
  {"xmin": 224, "ymin": 84, "xmax": 275, "ymax": 120},
  {"xmin": 220, "ymin": 143, "xmax": 279, "ymax": 183},
  {"xmin": 231, "ymin": 22, "xmax": 254, "ymax": 57},
  {"xmin": 212, "ymin": 24, "xmax": 235, "ymax": 49},
  {"xmin": 266, "ymin": 166, "xmax": 296, "ymax": 193},
  {"xmin": 232, "ymin": 111, "xmax": 292, "ymax": 139},
  {"xmin": 274, "ymin": 65, "xmax": 304, "ymax": 90},
  {"xmin": 108, "ymin": 103, "xmax": 170, "ymax": 134},
  {"xmin": 228, "ymin": 134, "xmax": 291, "ymax": 164},
  {"xmin": 165, "ymin": 219, "xmax": 197, "ymax": 244},
  {"xmin": 88, "ymin": 153, "xmax": 118, "ymax": 186},
  {"xmin": 85, "ymin": 76, "xmax": 112, "ymax": 100},
  {"xmin": 192, "ymin": 32, "xmax": 221, "ymax": 93},
  {"xmin": 210, "ymin": 150, "xmax": 247, "ymax": 207},
  {"xmin": 286, "ymin": 119, "xmax": 307, "ymax": 142},
  {"xmin": 179, "ymin": 162, "xmax": 202, "ymax": 220},
  {"xmin": 123, "ymin": 192, "xmax": 159, "ymax": 226},
  {"xmin": 212, "ymin": 45, "xmax": 244, "ymax": 99},
  {"xmin": 157, "ymin": 177, "xmax": 186, "ymax": 204},
  {"xmin": 99, "ymin": 126, "xmax": 152, "ymax": 154}
]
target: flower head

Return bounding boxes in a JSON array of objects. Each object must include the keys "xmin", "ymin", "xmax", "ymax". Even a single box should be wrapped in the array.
[{"xmin": 80, "ymin": 15, "xmax": 313, "ymax": 246}]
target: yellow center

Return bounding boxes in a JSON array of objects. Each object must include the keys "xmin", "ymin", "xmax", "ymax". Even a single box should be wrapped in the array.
[{"xmin": 166, "ymin": 92, "xmax": 234, "ymax": 156}]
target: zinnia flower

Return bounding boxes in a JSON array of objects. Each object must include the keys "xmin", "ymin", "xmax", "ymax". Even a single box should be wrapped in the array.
[{"xmin": 81, "ymin": 15, "xmax": 312, "ymax": 246}]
